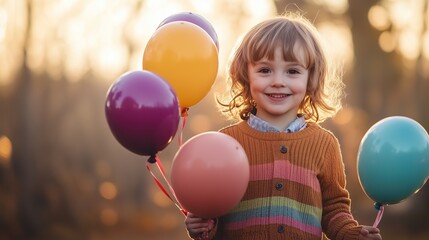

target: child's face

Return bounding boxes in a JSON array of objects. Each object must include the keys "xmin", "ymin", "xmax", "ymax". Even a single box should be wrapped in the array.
[{"xmin": 248, "ymin": 45, "xmax": 309, "ymax": 125}]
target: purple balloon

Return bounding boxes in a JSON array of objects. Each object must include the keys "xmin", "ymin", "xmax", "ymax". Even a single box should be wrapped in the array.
[
  {"xmin": 158, "ymin": 12, "xmax": 219, "ymax": 51},
  {"xmin": 105, "ymin": 70, "xmax": 180, "ymax": 158}
]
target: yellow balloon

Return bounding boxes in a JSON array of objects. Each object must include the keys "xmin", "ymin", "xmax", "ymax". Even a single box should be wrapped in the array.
[{"xmin": 143, "ymin": 21, "xmax": 219, "ymax": 110}]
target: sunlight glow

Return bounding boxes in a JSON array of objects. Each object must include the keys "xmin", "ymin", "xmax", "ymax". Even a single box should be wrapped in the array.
[
  {"xmin": 0, "ymin": 0, "xmax": 26, "ymax": 86},
  {"xmin": 1, "ymin": 0, "xmax": 424, "ymax": 88},
  {"xmin": 383, "ymin": 0, "xmax": 426, "ymax": 60},
  {"xmin": 27, "ymin": 42, "xmax": 45, "ymax": 75},
  {"xmin": 0, "ymin": 0, "xmax": 276, "ymax": 84},
  {"xmin": 188, "ymin": 114, "xmax": 212, "ymax": 134},
  {"xmin": 379, "ymin": 31, "xmax": 395, "ymax": 53},
  {"xmin": 128, "ymin": 0, "xmax": 190, "ymax": 70},
  {"xmin": 0, "ymin": 55, "xmax": 20, "ymax": 86},
  {"xmin": 332, "ymin": 107, "xmax": 354, "ymax": 125},
  {"xmin": 191, "ymin": 0, "xmax": 215, "ymax": 14},
  {"xmin": 399, "ymin": 30, "xmax": 420, "ymax": 60},
  {"xmin": 245, "ymin": 0, "xmax": 276, "ymax": 17},
  {"xmin": 92, "ymin": 44, "xmax": 129, "ymax": 81},
  {"xmin": 389, "ymin": 1, "xmax": 416, "ymax": 29},
  {"xmin": 424, "ymin": 32, "xmax": 429, "ymax": 60},
  {"xmin": 368, "ymin": 5, "xmax": 390, "ymax": 31},
  {"xmin": 313, "ymin": 0, "xmax": 348, "ymax": 14},
  {"xmin": 46, "ymin": 43, "xmax": 63, "ymax": 80},
  {"xmin": 0, "ymin": 8, "xmax": 6, "ymax": 41},
  {"xmin": 62, "ymin": 18, "xmax": 88, "ymax": 82},
  {"xmin": 318, "ymin": 22, "xmax": 353, "ymax": 65}
]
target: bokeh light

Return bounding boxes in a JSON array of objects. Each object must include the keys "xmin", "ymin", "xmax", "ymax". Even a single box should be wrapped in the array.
[
  {"xmin": 318, "ymin": 21, "xmax": 353, "ymax": 65},
  {"xmin": 0, "ymin": 135, "xmax": 12, "ymax": 163},
  {"xmin": 99, "ymin": 181, "xmax": 118, "ymax": 200},
  {"xmin": 378, "ymin": 31, "xmax": 396, "ymax": 53},
  {"xmin": 368, "ymin": 5, "xmax": 390, "ymax": 31},
  {"xmin": 399, "ymin": 30, "xmax": 421, "ymax": 60}
]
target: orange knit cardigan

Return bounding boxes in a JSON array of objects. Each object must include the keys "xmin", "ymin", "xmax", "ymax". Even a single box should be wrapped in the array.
[{"xmin": 207, "ymin": 121, "xmax": 362, "ymax": 240}]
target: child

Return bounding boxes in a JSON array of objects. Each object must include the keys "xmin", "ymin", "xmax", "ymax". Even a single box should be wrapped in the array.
[{"xmin": 185, "ymin": 12, "xmax": 381, "ymax": 240}]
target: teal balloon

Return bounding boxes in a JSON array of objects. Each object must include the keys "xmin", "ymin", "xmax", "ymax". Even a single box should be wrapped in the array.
[{"xmin": 357, "ymin": 116, "xmax": 429, "ymax": 205}]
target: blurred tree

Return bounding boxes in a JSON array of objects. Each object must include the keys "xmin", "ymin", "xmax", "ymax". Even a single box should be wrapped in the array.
[
  {"xmin": 273, "ymin": 1, "xmax": 429, "ymax": 239},
  {"xmin": 1, "ymin": 0, "xmax": 428, "ymax": 239},
  {"xmin": 347, "ymin": 1, "xmax": 429, "ymax": 238},
  {"xmin": 0, "ymin": 0, "xmax": 275, "ymax": 239}
]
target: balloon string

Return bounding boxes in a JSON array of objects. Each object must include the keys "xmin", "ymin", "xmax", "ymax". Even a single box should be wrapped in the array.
[
  {"xmin": 178, "ymin": 115, "xmax": 188, "ymax": 146},
  {"xmin": 146, "ymin": 156, "xmax": 187, "ymax": 216},
  {"xmin": 178, "ymin": 108, "xmax": 189, "ymax": 146},
  {"xmin": 372, "ymin": 204, "xmax": 384, "ymax": 228},
  {"xmin": 154, "ymin": 155, "xmax": 182, "ymax": 207}
]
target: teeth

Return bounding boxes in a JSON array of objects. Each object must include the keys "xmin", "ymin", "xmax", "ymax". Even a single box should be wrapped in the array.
[{"xmin": 267, "ymin": 94, "xmax": 289, "ymax": 98}]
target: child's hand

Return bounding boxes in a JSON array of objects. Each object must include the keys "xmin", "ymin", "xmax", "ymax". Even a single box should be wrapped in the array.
[
  {"xmin": 185, "ymin": 212, "xmax": 215, "ymax": 239},
  {"xmin": 359, "ymin": 226, "xmax": 381, "ymax": 240}
]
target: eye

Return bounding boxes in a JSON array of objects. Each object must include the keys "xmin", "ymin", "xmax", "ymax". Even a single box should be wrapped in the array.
[
  {"xmin": 287, "ymin": 68, "xmax": 301, "ymax": 74},
  {"xmin": 258, "ymin": 67, "xmax": 271, "ymax": 74}
]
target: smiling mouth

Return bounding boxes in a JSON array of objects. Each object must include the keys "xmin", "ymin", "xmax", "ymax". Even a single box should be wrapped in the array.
[{"xmin": 266, "ymin": 93, "xmax": 291, "ymax": 98}]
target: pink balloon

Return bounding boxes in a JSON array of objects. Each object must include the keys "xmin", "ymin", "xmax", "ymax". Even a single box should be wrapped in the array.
[{"xmin": 171, "ymin": 132, "xmax": 249, "ymax": 218}]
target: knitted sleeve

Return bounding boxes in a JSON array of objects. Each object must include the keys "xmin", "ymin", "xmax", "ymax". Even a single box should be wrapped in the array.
[{"xmin": 319, "ymin": 133, "xmax": 362, "ymax": 240}]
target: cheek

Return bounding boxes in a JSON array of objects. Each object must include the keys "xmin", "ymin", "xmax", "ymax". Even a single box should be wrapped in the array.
[
  {"xmin": 249, "ymin": 84, "xmax": 259, "ymax": 99},
  {"xmin": 291, "ymin": 80, "xmax": 308, "ymax": 94},
  {"xmin": 249, "ymin": 79, "xmax": 264, "ymax": 94}
]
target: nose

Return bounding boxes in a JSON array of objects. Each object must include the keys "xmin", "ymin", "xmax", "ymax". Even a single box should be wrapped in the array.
[{"xmin": 271, "ymin": 73, "xmax": 286, "ymax": 87}]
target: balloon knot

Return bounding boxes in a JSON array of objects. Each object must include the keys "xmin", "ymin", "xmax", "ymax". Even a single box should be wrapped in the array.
[
  {"xmin": 147, "ymin": 155, "xmax": 157, "ymax": 164},
  {"xmin": 374, "ymin": 202, "xmax": 383, "ymax": 211},
  {"xmin": 181, "ymin": 108, "xmax": 189, "ymax": 117}
]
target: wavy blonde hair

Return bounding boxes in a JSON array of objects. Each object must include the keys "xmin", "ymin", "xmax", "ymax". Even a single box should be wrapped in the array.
[{"xmin": 217, "ymin": 12, "xmax": 344, "ymax": 123}]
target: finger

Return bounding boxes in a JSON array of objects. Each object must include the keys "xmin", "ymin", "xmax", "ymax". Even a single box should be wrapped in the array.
[
  {"xmin": 362, "ymin": 226, "xmax": 380, "ymax": 234},
  {"xmin": 369, "ymin": 228, "xmax": 380, "ymax": 234},
  {"xmin": 188, "ymin": 226, "xmax": 209, "ymax": 238},
  {"xmin": 186, "ymin": 217, "xmax": 205, "ymax": 224},
  {"xmin": 185, "ymin": 215, "xmax": 206, "ymax": 224},
  {"xmin": 187, "ymin": 222, "xmax": 209, "ymax": 229},
  {"xmin": 367, "ymin": 233, "xmax": 382, "ymax": 240},
  {"xmin": 189, "ymin": 226, "xmax": 208, "ymax": 233},
  {"xmin": 360, "ymin": 228, "xmax": 369, "ymax": 236}
]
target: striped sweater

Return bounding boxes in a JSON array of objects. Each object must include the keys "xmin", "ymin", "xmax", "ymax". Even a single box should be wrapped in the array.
[{"xmin": 211, "ymin": 121, "xmax": 362, "ymax": 240}]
